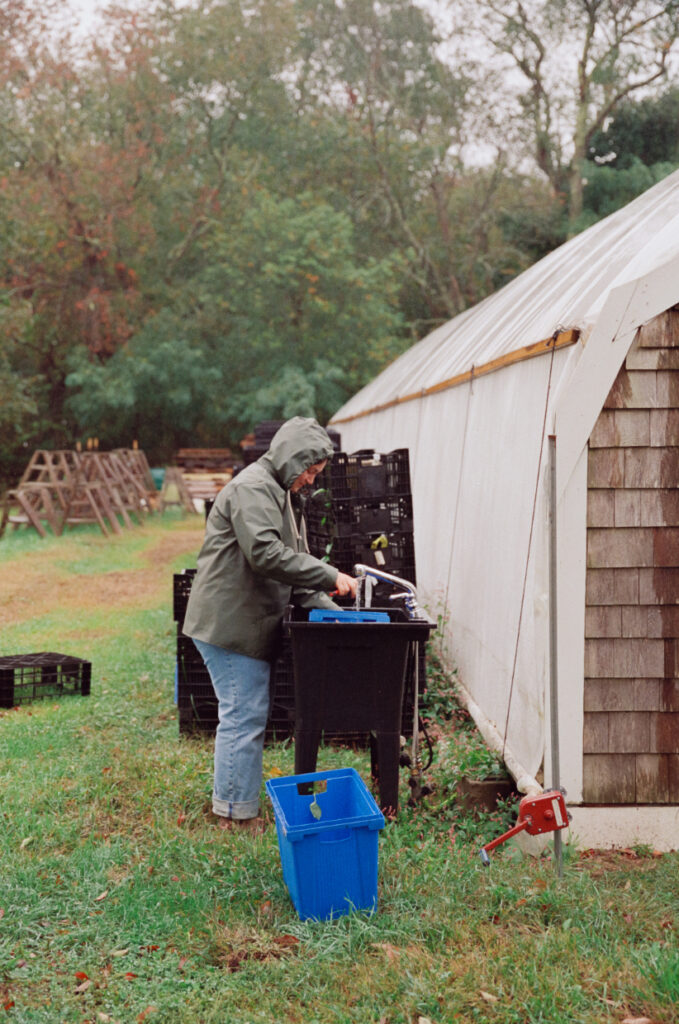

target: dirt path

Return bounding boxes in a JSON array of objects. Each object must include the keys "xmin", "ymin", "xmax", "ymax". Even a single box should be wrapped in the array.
[{"xmin": 0, "ymin": 524, "xmax": 205, "ymax": 627}]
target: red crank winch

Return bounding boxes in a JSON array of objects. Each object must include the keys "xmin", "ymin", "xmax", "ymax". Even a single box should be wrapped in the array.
[{"xmin": 479, "ymin": 789, "xmax": 570, "ymax": 866}]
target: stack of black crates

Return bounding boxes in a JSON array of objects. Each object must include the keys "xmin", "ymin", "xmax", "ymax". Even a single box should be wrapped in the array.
[
  {"xmin": 304, "ymin": 448, "xmax": 415, "ymax": 592},
  {"xmin": 173, "ymin": 568, "xmax": 296, "ymax": 740},
  {"xmin": 303, "ymin": 446, "xmax": 424, "ymax": 741},
  {"xmin": 174, "ymin": 443, "xmax": 424, "ymax": 743}
]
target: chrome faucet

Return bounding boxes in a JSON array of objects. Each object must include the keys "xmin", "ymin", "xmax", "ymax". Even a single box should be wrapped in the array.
[{"xmin": 353, "ymin": 563, "xmax": 429, "ymax": 620}]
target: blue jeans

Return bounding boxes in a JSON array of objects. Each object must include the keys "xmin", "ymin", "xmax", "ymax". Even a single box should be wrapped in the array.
[{"xmin": 192, "ymin": 639, "xmax": 271, "ymax": 820}]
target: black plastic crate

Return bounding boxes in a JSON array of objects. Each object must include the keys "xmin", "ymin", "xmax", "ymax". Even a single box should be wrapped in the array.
[
  {"xmin": 0, "ymin": 653, "xmax": 91, "ymax": 708},
  {"xmin": 176, "ymin": 631, "xmax": 203, "ymax": 665},
  {"xmin": 173, "ymin": 569, "xmax": 196, "ymax": 624},
  {"xmin": 324, "ymin": 449, "xmax": 411, "ymax": 500},
  {"xmin": 328, "ymin": 531, "xmax": 416, "ymax": 584},
  {"xmin": 306, "ymin": 493, "xmax": 413, "ymax": 536},
  {"xmin": 175, "ymin": 638, "xmax": 298, "ymax": 741},
  {"xmin": 254, "ymin": 420, "xmax": 284, "ymax": 444}
]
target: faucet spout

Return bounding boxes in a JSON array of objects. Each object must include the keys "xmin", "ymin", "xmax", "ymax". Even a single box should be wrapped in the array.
[{"xmin": 352, "ymin": 563, "xmax": 429, "ymax": 620}]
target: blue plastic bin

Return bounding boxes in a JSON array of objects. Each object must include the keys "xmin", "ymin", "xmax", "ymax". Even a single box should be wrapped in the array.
[
  {"xmin": 308, "ymin": 609, "xmax": 389, "ymax": 623},
  {"xmin": 265, "ymin": 768, "xmax": 385, "ymax": 921}
]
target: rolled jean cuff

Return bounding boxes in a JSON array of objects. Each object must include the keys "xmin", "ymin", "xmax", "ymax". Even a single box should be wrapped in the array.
[{"xmin": 213, "ymin": 793, "xmax": 259, "ymax": 820}]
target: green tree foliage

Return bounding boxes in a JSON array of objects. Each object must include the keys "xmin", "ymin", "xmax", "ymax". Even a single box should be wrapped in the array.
[
  {"xmin": 576, "ymin": 86, "xmax": 679, "ymax": 225},
  {"xmin": 66, "ymin": 191, "xmax": 406, "ymax": 457},
  {"xmin": 589, "ymin": 86, "xmax": 679, "ymax": 169}
]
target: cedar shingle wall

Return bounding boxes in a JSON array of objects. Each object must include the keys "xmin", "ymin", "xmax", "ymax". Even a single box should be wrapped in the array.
[{"xmin": 584, "ymin": 308, "xmax": 679, "ymax": 804}]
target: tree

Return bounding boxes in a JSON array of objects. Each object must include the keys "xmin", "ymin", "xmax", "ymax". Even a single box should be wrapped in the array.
[
  {"xmin": 65, "ymin": 191, "xmax": 407, "ymax": 455},
  {"xmin": 291, "ymin": 0, "xmax": 519, "ymax": 323},
  {"xmin": 589, "ymin": 85, "xmax": 679, "ymax": 168},
  {"xmin": 450, "ymin": 0, "xmax": 679, "ymax": 230}
]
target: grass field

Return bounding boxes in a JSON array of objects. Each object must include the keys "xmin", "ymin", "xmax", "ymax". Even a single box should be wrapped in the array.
[{"xmin": 1, "ymin": 514, "xmax": 678, "ymax": 1024}]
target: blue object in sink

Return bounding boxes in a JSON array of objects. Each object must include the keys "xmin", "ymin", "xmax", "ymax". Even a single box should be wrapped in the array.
[{"xmin": 308, "ymin": 609, "xmax": 390, "ymax": 623}]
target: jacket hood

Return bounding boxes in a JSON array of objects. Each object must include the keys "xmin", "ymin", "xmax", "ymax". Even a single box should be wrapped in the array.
[{"xmin": 263, "ymin": 417, "xmax": 334, "ymax": 489}]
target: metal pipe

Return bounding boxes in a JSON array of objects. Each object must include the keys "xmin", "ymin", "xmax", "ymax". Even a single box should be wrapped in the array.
[
  {"xmin": 549, "ymin": 435, "xmax": 563, "ymax": 877},
  {"xmin": 353, "ymin": 563, "xmax": 418, "ymax": 598}
]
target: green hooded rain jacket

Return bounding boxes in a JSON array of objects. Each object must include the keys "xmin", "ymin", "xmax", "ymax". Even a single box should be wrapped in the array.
[{"xmin": 182, "ymin": 417, "xmax": 340, "ymax": 661}]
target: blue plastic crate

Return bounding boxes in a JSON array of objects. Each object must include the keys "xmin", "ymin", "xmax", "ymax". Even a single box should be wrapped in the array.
[
  {"xmin": 265, "ymin": 768, "xmax": 385, "ymax": 921},
  {"xmin": 308, "ymin": 609, "xmax": 390, "ymax": 624}
]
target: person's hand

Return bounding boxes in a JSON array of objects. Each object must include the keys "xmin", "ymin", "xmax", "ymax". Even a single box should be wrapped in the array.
[{"xmin": 334, "ymin": 571, "xmax": 358, "ymax": 598}]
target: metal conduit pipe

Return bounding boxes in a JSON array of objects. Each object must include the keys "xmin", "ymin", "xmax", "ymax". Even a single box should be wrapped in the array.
[{"xmin": 453, "ymin": 677, "xmax": 543, "ymax": 796}]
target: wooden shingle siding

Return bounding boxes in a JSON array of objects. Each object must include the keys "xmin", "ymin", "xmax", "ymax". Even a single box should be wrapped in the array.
[
  {"xmin": 587, "ymin": 528, "xmax": 654, "ymax": 567},
  {"xmin": 584, "ymin": 309, "xmax": 679, "ymax": 804},
  {"xmin": 586, "ymin": 569, "xmax": 639, "ymax": 605},
  {"xmin": 635, "ymin": 309, "xmax": 679, "ymax": 348},
  {"xmin": 589, "ymin": 410, "xmax": 650, "ymax": 448},
  {"xmin": 583, "ymin": 755, "xmax": 636, "ymax": 803}
]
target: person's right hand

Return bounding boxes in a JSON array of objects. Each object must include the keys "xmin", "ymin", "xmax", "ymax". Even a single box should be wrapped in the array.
[{"xmin": 334, "ymin": 571, "xmax": 358, "ymax": 599}]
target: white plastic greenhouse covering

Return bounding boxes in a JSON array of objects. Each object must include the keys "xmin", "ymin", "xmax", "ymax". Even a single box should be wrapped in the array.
[{"xmin": 330, "ymin": 169, "xmax": 679, "ymax": 809}]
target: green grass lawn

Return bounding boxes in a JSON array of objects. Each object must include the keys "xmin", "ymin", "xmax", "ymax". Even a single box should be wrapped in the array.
[{"xmin": 1, "ymin": 515, "xmax": 678, "ymax": 1023}]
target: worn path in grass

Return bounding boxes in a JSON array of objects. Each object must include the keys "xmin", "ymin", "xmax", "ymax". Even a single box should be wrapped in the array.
[{"xmin": 0, "ymin": 520, "xmax": 205, "ymax": 626}]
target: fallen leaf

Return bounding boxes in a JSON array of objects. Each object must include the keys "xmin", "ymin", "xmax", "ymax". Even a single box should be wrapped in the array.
[
  {"xmin": 623, "ymin": 880, "xmax": 631, "ymax": 891},
  {"xmin": 417, "ymin": 1018, "xmax": 432, "ymax": 1024},
  {"xmin": 177, "ymin": 956, "xmax": 189, "ymax": 971},
  {"xmin": 176, "ymin": 813, "xmax": 186, "ymax": 827},
  {"xmin": 94, "ymin": 891, "xmax": 109, "ymax": 903},
  {"xmin": 97, "ymin": 1014, "xmax": 112, "ymax": 1022},
  {"xmin": 75, "ymin": 980, "xmax": 91, "ymax": 993},
  {"xmin": 19, "ymin": 837, "xmax": 33, "ymax": 849},
  {"xmin": 124, "ymin": 972, "xmax": 138, "ymax": 980},
  {"xmin": 137, "ymin": 1007, "xmax": 157, "ymax": 1022},
  {"xmin": 621, "ymin": 1018, "xmax": 655, "ymax": 1024},
  {"xmin": 111, "ymin": 949, "xmax": 129, "ymax": 957},
  {"xmin": 372, "ymin": 942, "xmax": 401, "ymax": 963},
  {"xmin": 273, "ymin": 935, "xmax": 299, "ymax": 949},
  {"xmin": 3, "ymin": 1000, "xmax": 15, "ymax": 1010},
  {"xmin": 480, "ymin": 990, "xmax": 499, "ymax": 1003},
  {"xmin": 0, "ymin": 909, "xmax": 4, "ymax": 920},
  {"xmin": 75, "ymin": 972, "xmax": 89, "ymax": 981},
  {"xmin": 15, "ymin": 961, "xmax": 26, "ymax": 969}
]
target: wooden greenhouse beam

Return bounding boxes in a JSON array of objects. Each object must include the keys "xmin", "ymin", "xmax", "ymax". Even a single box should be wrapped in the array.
[{"xmin": 330, "ymin": 328, "xmax": 580, "ymax": 425}]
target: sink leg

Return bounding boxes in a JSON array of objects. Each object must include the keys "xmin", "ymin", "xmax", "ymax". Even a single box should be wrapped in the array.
[
  {"xmin": 372, "ymin": 731, "xmax": 400, "ymax": 815},
  {"xmin": 294, "ymin": 727, "xmax": 321, "ymax": 794}
]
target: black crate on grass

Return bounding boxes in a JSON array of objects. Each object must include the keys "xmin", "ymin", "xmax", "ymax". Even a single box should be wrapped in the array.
[
  {"xmin": 173, "ymin": 569, "xmax": 196, "ymax": 625},
  {"xmin": 0, "ymin": 653, "xmax": 91, "ymax": 708},
  {"xmin": 175, "ymin": 629, "xmax": 298, "ymax": 741}
]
